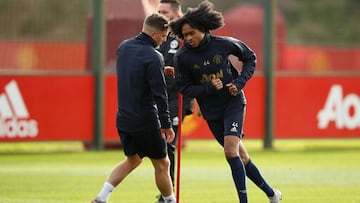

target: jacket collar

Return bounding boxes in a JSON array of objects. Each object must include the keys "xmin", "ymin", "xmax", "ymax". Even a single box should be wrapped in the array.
[{"xmin": 136, "ymin": 32, "xmax": 157, "ymax": 48}]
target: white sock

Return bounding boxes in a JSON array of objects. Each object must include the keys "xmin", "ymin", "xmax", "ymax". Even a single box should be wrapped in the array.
[
  {"xmin": 97, "ymin": 182, "xmax": 115, "ymax": 201},
  {"xmin": 162, "ymin": 193, "xmax": 176, "ymax": 203}
]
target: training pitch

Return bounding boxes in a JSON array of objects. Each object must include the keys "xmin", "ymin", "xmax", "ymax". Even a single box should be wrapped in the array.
[{"xmin": 0, "ymin": 139, "xmax": 359, "ymax": 203}]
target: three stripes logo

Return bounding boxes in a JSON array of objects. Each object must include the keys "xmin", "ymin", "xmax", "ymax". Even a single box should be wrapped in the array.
[
  {"xmin": 0, "ymin": 80, "xmax": 38, "ymax": 138},
  {"xmin": 230, "ymin": 122, "xmax": 238, "ymax": 133}
]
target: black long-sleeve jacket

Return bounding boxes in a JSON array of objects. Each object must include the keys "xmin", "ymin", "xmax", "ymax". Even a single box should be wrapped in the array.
[
  {"xmin": 158, "ymin": 35, "xmax": 194, "ymax": 121},
  {"xmin": 175, "ymin": 34, "xmax": 256, "ymax": 121},
  {"xmin": 116, "ymin": 32, "xmax": 171, "ymax": 132}
]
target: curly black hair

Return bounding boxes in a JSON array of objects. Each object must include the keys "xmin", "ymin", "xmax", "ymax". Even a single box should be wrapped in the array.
[{"xmin": 169, "ymin": 0, "xmax": 224, "ymax": 39}]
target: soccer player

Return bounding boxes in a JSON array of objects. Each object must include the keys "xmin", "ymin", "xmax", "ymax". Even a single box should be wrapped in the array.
[
  {"xmin": 169, "ymin": 1, "xmax": 282, "ymax": 202},
  {"xmin": 156, "ymin": 1, "xmax": 194, "ymax": 202},
  {"xmin": 91, "ymin": 13, "xmax": 176, "ymax": 203}
]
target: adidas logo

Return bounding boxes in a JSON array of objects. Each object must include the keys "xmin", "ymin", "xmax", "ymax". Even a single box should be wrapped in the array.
[{"xmin": 0, "ymin": 80, "xmax": 38, "ymax": 138}]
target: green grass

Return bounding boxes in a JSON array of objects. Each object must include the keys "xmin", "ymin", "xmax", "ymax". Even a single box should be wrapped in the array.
[{"xmin": 0, "ymin": 139, "xmax": 360, "ymax": 203}]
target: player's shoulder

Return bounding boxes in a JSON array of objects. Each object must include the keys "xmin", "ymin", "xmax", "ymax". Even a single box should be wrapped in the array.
[
  {"xmin": 211, "ymin": 35, "xmax": 239, "ymax": 45},
  {"xmin": 118, "ymin": 37, "xmax": 138, "ymax": 51}
]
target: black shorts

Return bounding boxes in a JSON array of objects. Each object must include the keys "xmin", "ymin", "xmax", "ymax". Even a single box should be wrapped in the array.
[
  {"xmin": 206, "ymin": 104, "xmax": 246, "ymax": 146},
  {"xmin": 118, "ymin": 129, "xmax": 167, "ymax": 159}
]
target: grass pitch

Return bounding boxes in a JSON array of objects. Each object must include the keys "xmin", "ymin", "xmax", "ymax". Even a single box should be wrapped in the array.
[{"xmin": 0, "ymin": 139, "xmax": 359, "ymax": 203}]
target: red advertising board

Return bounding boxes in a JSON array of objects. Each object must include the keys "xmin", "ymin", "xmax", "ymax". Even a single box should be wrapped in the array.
[
  {"xmin": 103, "ymin": 76, "xmax": 266, "ymax": 142},
  {"xmin": 179, "ymin": 76, "xmax": 266, "ymax": 140},
  {"xmin": 275, "ymin": 77, "xmax": 360, "ymax": 138},
  {"xmin": 104, "ymin": 75, "xmax": 118, "ymax": 142},
  {"xmin": 0, "ymin": 76, "xmax": 94, "ymax": 141},
  {"xmin": 169, "ymin": 76, "xmax": 360, "ymax": 140},
  {"xmin": 1, "ymin": 75, "xmax": 359, "ymax": 143}
]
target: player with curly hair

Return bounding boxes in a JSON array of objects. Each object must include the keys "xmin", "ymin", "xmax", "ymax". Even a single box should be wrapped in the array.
[{"xmin": 170, "ymin": 1, "xmax": 282, "ymax": 202}]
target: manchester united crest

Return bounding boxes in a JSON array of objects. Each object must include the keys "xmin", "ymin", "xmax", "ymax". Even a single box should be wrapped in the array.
[{"xmin": 213, "ymin": 55, "xmax": 223, "ymax": 65}]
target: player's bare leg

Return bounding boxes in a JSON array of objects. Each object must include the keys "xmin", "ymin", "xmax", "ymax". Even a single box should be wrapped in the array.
[
  {"xmin": 92, "ymin": 155, "xmax": 142, "ymax": 203},
  {"xmin": 151, "ymin": 157, "xmax": 176, "ymax": 202},
  {"xmin": 107, "ymin": 154, "xmax": 142, "ymax": 186}
]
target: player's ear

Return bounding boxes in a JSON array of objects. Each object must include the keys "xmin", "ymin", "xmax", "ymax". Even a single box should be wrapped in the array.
[
  {"xmin": 150, "ymin": 31, "xmax": 157, "ymax": 39},
  {"xmin": 175, "ymin": 11, "xmax": 181, "ymax": 18}
]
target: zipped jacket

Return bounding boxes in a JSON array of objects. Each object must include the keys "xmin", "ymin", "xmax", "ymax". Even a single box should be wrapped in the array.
[
  {"xmin": 116, "ymin": 32, "xmax": 171, "ymax": 132},
  {"xmin": 175, "ymin": 34, "xmax": 256, "ymax": 120}
]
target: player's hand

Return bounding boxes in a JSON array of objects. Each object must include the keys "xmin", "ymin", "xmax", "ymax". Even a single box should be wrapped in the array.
[
  {"xmin": 226, "ymin": 82, "xmax": 239, "ymax": 96},
  {"xmin": 210, "ymin": 74, "xmax": 223, "ymax": 90},
  {"xmin": 161, "ymin": 128, "xmax": 175, "ymax": 143},
  {"xmin": 164, "ymin": 66, "xmax": 175, "ymax": 78}
]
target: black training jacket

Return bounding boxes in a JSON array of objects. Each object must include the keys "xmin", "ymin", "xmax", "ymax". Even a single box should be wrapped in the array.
[
  {"xmin": 158, "ymin": 35, "xmax": 194, "ymax": 121},
  {"xmin": 116, "ymin": 32, "xmax": 171, "ymax": 132},
  {"xmin": 175, "ymin": 34, "xmax": 256, "ymax": 121}
]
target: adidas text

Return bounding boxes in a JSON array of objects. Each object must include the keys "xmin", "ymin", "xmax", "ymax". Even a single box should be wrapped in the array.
[
  {"xmin": 0, "ymin": 80, "xmax": 39, "ymax": 138},
  {"xmin": 0, "ymin": 118, "xmax": 38, "ymax": 138}
]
